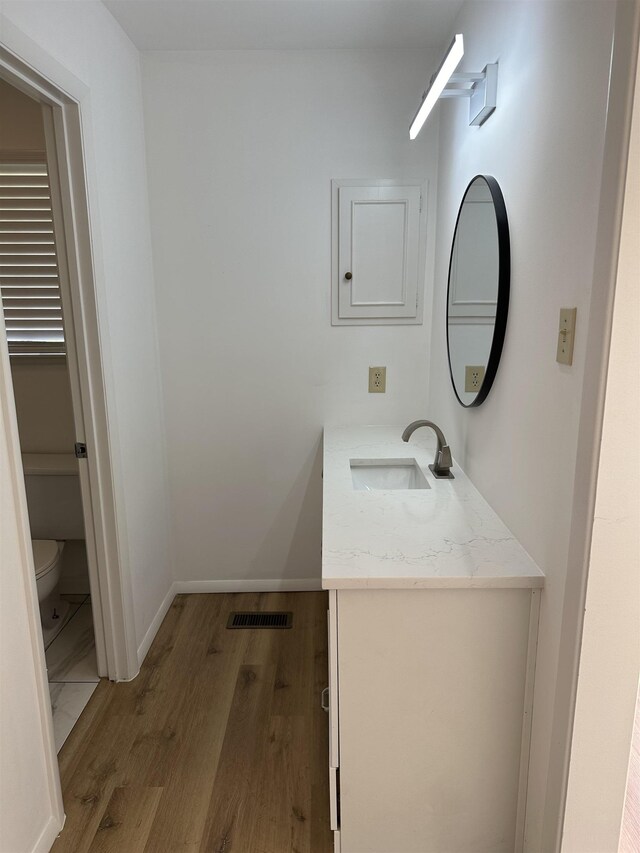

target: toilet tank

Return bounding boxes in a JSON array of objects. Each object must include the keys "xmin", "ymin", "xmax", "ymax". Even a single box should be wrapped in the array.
[{"xmin": 22, "ymin": 453, "xmax": 85, "ymax": 540}]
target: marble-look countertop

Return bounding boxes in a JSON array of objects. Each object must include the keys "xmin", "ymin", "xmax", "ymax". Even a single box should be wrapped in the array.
[{"xmin": 322, "ymin": 426, "xmax": 544, "ymax": 590}]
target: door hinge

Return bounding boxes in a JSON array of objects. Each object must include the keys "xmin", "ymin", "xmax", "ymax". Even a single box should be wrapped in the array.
[
  {"xmin": 74, "ymin": 442, "xmax": 87, "ymax": 459},
  {"xmin": 419, "ymin": 193, "xmax": 423, "ymax": 212}
]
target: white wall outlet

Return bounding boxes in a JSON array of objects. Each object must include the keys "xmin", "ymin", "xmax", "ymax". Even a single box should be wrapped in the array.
[
  {"xmin": 557, "ymin": 307, "xmax": 577, "ymax": 365},
  {"xmin": 465, "ymin": 365, "xmax": 486, "ymax": 393},
  {"xmin": 369, "ymin": 366, "xmax": 386, "ymax": 393}
]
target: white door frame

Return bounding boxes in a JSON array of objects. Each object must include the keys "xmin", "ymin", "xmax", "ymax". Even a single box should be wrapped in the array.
[
  {"xmin": 0, "ymin": 27, "xmax": 138, "ymax": 682},
  {"xmin": 539, "ymin": 1, "xmax": 640, "ymax": 849}
]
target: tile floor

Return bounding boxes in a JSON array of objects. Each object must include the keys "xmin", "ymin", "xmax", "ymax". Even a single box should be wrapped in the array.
[{"xmin": 45, "ymin": 595, "xmax": 99, "ymax": 752}]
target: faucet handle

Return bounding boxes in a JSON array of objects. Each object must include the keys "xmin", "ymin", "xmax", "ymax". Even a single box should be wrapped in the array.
[
  {"xmin": 430, "ymin": 445, "xmax": 454, "ymax": 479},
  {"xmin": 439, "ymin": 445, "xmax": 453, "ymax": 469}
]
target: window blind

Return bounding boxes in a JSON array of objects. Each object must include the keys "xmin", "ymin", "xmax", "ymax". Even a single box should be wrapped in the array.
[{"xmin": 0, "ymin": 161, "xmax": 65, "ymax": 354}]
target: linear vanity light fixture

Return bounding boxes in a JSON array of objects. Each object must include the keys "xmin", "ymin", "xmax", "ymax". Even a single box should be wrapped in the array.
[
  {"xmin": 409, "ymin": 34, "xmax": 464, "ymax": 139},
  {"xmin": 409, "ymin": 33, "xmax": 498, "ymax": 139}
]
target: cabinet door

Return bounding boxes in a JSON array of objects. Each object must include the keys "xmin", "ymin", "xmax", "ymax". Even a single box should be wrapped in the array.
[
  {"xmin": 328, "ymin": 590, "xmax": 341, "ymax": 841},
  {"xmin": 337, "ymin": 588, "xmax": 533, "ymax": 853},
  {"xmin": 329, "ymin": 766, "xmax": 340, "ymax": 832},
  {"xmin": 328, "ymin": 590, "xmax": 340, "ymax": 768},
  {"xmin": 332, "ymin": 180, "xmax": 425, "ymax": 324}
]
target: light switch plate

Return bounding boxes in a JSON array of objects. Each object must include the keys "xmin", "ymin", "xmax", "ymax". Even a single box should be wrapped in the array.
[
  {"xmin": 557, "ymin": 307, "xmax": 577, "ymax": 365},
  {"xmin": 465, "ymin": 365, "xmax": 486, "ymax": 393},
  {"xmin": 369, "ymin": 366, "xmax": 386, "ymax": 393}
]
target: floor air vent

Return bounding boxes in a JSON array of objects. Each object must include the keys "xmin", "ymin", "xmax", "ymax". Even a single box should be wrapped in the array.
[{"xmin": 226, "ymin": 611, "xmax": 293, "ymax": 629}]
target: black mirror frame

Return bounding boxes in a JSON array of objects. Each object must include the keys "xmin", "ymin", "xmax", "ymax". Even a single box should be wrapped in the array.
[{"xmin": 446, "ymin": 174, "xmax": 510, "ymax": 408}]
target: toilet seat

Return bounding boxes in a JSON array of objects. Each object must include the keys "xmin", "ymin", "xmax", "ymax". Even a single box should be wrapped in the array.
[{"xmin": 32, "ymin": 539, "xmax": 60, "ymax": 579}]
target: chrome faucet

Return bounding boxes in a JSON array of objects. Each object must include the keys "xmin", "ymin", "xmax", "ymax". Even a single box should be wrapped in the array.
[{"xmin": 402, "ymin": 420, "xmax": 454, "ymax": 479}]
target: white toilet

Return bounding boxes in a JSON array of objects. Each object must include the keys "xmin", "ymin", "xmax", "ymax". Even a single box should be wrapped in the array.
[
  {"xmin": 33, "ymin": 539, "xmax": 69, "ymax": 636},
  {"xmin": 22, "ymin": 452, "xmax": 84, "ymax": 641}
]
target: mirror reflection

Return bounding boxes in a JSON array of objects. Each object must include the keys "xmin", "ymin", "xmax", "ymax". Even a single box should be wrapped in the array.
[{"xmin": 446, "ymin": 175, "xmax": 509, "ymax": 407}]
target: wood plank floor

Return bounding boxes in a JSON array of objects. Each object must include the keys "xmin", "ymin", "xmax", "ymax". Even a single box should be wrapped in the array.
[{"xmin": 51, "ymin": 592, "xmax": 333, "ymax": 853}]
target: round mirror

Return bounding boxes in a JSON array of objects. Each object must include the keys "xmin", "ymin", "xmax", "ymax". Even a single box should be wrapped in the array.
[{"xmin": 446, "ymin": 175, "xmax": 510, "ymax": 407}]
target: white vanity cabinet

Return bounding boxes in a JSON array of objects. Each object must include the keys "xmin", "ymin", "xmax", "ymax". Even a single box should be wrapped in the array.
[
  {"xmin": 326, "ymin": 586, "xmax": 540, "ymax": 853},
  {"xmin": 322, "ymin": 426, "xmax": 545, "ymax": 853}
]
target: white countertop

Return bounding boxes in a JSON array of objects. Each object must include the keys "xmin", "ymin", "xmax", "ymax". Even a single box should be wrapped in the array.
[{"xmin": 322, "ymin": 426, "xmax": 544, "ymax": 590}]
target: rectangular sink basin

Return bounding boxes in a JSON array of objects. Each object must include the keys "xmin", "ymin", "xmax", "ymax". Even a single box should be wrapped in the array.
[{"xmin": 350, "ymin": 458, "xmax": 430, "ymax": 491}]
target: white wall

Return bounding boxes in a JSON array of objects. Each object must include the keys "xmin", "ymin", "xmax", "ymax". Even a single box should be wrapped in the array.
[
  {"xmin": 0, "ymin": 1, "xmax": 173, "ymax": 650},
  {"xmin": 562, "ymin": 41, "xmax": 640, "ymax": 852},
  {"xmin": 427, "ymin": 1, "xmax": 616, "ymax": 849},
  {"xmin": 9, "ymin": 360, "xmax": 75, "ymax": 453},
  {"xmin": 0, "ymin": 75, "xmax": 44, "ymax": 149},
  {"xmin": 141, "ymin": 49, "xmax": 438, "ymax": 586}
]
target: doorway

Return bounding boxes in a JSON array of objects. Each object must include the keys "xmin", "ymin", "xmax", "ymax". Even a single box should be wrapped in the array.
[
  {"xmin": 0, "ymin": 44, "xmax": 139, "ymax": 690},
  {"xmin": 0, "ymin": 77, "xmax": 101, "ymax": 750}
]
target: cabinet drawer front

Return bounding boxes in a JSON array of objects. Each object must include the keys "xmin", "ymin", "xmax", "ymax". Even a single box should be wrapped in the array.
[{"xmin": 328, "ymin": 590, "xmax": 339, "ymax": 767}]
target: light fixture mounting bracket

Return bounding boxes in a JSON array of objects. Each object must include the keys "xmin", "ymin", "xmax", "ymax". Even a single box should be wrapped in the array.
[{"xmin": 440, "ymin": 63, "xmax": 498, "ymax": 126}]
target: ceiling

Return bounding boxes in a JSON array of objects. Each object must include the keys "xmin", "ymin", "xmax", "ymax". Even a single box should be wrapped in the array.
[{"xmin": 103, "ymin": 0, "xmax": 463, "ymax": 51}]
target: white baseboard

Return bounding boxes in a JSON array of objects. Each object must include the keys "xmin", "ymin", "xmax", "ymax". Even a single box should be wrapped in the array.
[
  {"xmin": 173, "ymin": 578, "xmax": 322, "ymax": 594},
  {"xmin": 137, "ymin": 581, "xmax": 177, "ymax": 667},
  {"xmin": 33, "ymin": 814, "xmax": 63, "ymax": 853}
]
